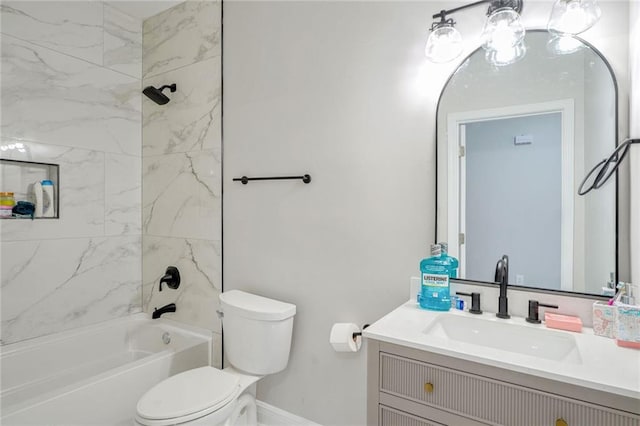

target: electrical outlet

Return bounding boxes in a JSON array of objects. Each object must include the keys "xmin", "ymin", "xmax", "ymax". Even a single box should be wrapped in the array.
[{"xmin": 516, "ymin": 274, "xmax": 524, "ymax": 284}]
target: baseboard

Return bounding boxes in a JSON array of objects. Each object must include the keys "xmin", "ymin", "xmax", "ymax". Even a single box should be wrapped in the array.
[{"xmin": 256, "ymin": 400, "xmax": 321, "ymax": 426}]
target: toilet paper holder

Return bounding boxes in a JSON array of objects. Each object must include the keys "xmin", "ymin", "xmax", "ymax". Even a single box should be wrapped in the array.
[{"xmin": 352, "ymin": 324, "xmax": 370, "ymax": 340}]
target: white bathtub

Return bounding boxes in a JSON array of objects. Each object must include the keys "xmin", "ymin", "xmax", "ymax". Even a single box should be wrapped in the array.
[{"xmin": 1, "ymin": 313, "xmax": 212, "ymax": 425}]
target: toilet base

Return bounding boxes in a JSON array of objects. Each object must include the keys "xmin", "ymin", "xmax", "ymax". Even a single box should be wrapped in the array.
[
  {"xmin": 175, "ymin": 392, "xmax": 255, "ymax": 426},
  {"xmin": 224, "ymin": 393, "xmax": 257, "ymax": 426}
]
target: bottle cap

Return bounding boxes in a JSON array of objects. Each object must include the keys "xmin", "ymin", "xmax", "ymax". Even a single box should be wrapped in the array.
[
  {"xmin": 41, "ymin": 180, "xmax": 53, "ymax": 185},
  {"xmin": 430, "ymin": 244, "xmax": 441, "ymax": 256},
  {"xmin": 438, "ymin": 242, "xmax": 448, "ymax": 252},
  {"xmin": 0, "ymin": 192, "xmax": 15, "ymax": 196}
]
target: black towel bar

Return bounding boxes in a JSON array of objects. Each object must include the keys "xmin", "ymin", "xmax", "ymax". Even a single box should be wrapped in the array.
[{"xmin": 233, "ymin": 174, "xmax": 311, "ymax": 185}]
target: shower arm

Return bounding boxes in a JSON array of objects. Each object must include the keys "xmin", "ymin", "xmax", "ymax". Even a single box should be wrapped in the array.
[{"xmin": 158, "ymin": 84, "xmax": 176, "ymax": 93}]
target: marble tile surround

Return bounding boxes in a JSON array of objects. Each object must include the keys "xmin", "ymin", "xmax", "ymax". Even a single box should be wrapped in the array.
[
  {"xmin": 1, "ymin": 140, "xmax": 105, "ymax": 241},
  {"xmin": 142, "ymin": 0, "xmax": 222, "ymax": 340},
  {"xmin": 1, "ymin": 236, "xmax": 142, "ymax": 344},
  {"xmin": 143, "ymin": 149, "xmax": 221, "ymax": 241},
  {"xmin": 106, "ymin": 153, "xmax": 142, "ymax": 236},
  {"xmin": 1, "ymin": 3, "xmax": 143, "ymax": 345},
  {"xmin": 142, "ymin": 236, "xmax": 221, "ymax": 333},
  {"xmin": 142, "ymin": 0, "xmax": 221, "ymax": 78},
  {"xmin": 0, "ymin": 1, "xmax": 104, "ymax": 65},
  {"xmin": 1, "ymin": 35, "xmax": 141, "ymax": 156},
  {"xmin": 104, "ymin": 3, "xmax": 143, "ymax": 78},
  {"xmin": 0, "ymin": 1, "xmax": 143, "ymax": 78},
  {"xmin": 143, "ymin": 56, "xmax": 221, "ymax": 155}
]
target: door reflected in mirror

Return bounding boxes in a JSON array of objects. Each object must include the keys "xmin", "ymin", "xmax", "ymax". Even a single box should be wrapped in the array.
[{"xmin": 436, "ymin": 30, "xmax": 623, "ymax": 295}]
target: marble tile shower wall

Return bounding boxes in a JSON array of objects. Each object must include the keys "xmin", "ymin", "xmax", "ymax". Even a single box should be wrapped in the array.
[
  {"xmin": 141, "ymin": 1, "xmax": 222, "ymax": 364},
  {"xmin": 0, "ymin": 2, "xmax": 143, "ymax": 344}
]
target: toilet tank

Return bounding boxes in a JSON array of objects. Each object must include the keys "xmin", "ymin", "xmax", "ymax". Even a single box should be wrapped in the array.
[{"xmin": 219, "ymin": 290, "xmax": 296, "ymax": 375}]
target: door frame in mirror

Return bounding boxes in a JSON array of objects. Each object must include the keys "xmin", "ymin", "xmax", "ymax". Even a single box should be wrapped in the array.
[{"xmin": 446, "ymin": 100, "xmax": 575, "ymax": 290}]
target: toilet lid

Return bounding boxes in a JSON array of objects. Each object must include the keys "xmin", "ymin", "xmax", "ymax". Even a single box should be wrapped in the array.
[{"xmin": 136, "ymin": 366, "xmax": 240, "ymax": 422}]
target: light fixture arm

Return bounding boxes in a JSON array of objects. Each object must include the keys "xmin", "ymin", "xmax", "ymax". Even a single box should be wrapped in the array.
[
  {"xmin": 432, "ymin": 0, "xmax": 490, "ymax": 20},
  {"xmin": 432, "ymin": 0, "xmax": 522, "ymax": 21}
]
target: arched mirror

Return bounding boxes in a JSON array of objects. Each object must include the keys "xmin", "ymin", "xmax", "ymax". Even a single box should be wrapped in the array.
[{"xmin": 436, "ymin": 30, "xmax": 625, "ymax": 295}]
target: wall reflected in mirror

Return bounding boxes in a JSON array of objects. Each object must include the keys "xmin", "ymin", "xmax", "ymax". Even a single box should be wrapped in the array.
[{"xmin": 436, "ymin": 30, "xmax": 625, "ymax": 295}]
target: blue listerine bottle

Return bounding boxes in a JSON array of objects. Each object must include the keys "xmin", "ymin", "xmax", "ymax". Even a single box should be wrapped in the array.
[
  {"xmin": 438, "ymin": 242, "xmax": 459, "ymax": 278},
  {"xmin": 419, "ymin": 244, "xmax": 451, "ymax": 311}
]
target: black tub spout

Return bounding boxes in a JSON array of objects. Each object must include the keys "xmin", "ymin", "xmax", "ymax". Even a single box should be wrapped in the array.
[{"xmin": 152, "ymin": 303, "xmax": 176, "ymax": 319}]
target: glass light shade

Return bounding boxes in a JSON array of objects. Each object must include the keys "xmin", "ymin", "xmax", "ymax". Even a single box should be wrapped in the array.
[
  {"xmin": 546, "ymin": 34, "xmax": 585, "ymax": 55},
  {"xmin": 425, "ymin": 24, "xmax": 463, "ymax": 63},
  {"xmin": 481, "ymin": 8, "xmax": 525, "ymax": 52},
  {"xmin": 548, "ymin": 0, "xmax": 601, "ymax": 35},
  {"xmin": 485, "ymin": 39, "xmax": 527, "ymax": 66}
]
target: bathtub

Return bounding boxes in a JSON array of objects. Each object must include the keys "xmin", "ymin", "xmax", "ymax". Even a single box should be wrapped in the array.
[{"xmin": 1, "ymin": 313, "xmax": 212, "ymax": 425}]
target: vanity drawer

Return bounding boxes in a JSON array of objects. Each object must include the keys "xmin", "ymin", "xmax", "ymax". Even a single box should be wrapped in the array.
[
  {"xmin": 380, "ymin": 352, "xmax": 640, "ymax": 426},
  {"xmin": 379, "ymin": 405, "xmax": 445, "ymax": 426}
]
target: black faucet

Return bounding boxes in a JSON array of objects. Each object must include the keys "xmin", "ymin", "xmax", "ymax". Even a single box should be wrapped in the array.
[
  {"xmin": 159, "ymin": 266, "xmax": 180, "ymax": 292},
  {"xmin": 152, "ymin": 303, "xmax": 176, "ymax": 319},
  {"xmin": 495, "ymin": 255, "xmax": 510, "ymax": 319}
]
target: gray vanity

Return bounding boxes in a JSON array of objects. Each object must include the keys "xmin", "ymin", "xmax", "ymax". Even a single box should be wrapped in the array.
[{"xmin": 364, "ymin": 303, "xmax": 640, "ymax": 426}]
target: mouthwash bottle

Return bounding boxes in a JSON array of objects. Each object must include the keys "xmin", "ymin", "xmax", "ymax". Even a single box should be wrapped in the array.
[
  {"xmin": 438, "ymin": 242, "xmax": 459, "ymax": 278},
  {"xmin": 419, "ymin": 244, "xmax": 452, "ymax": 311}
]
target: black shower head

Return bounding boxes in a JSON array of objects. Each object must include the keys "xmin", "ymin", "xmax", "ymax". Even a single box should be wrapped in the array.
[{"xmin": 143, "ymin": 84, "xmax": 177, "ymax": 105}]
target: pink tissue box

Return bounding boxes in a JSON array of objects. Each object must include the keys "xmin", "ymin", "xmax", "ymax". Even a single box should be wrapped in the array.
[{"xmin": 545, "ymin": 312, "xmax": 583, "ymax": 333}]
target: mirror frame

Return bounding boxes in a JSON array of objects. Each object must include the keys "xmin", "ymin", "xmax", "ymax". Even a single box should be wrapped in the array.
[{"xmin": 434, "ymin": 29, "xmax": 621, "ymax": 297}]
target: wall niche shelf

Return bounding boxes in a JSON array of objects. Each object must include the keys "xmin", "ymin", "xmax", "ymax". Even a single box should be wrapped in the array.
[{"xmin": 0, "ymin": 159, "xmax": 59, "ymax": 219}]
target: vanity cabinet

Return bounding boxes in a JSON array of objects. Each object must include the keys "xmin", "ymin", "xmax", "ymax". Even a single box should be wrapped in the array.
[{"xmin": 367, "ymin": 340, "xmax": 640, "ymax": 426}]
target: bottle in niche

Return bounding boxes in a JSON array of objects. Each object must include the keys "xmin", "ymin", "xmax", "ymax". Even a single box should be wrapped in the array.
[
  {"xmin": 419, "ymin": 244, "xmax": 452, "ymax": 311},
  {"xmin": 41, "ymin": 180, "xmax": 55, "ymax": 217},
  {"xmin": 438, "ymin": 242, "xmax": 459, "ymax": 278},
  {"xmin": 32, "ymin": 181, "xmax": 44, "ymax": 218}
]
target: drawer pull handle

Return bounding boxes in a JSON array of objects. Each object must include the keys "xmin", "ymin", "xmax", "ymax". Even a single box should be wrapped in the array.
[
  {"xmin": 556, "ymin": 419, "xmax": 568, "ymax": 426},
  {"xmin": 423, "ymin": 382, "xmax": 434, "ymax": 393}
]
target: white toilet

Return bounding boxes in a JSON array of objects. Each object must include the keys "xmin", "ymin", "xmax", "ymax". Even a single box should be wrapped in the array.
[{"xmin": 135, "ymin": 290, "xmax": 296, "ymax": 426}]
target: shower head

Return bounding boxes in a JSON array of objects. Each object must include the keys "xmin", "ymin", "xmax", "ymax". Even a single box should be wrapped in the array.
[{"xmin": 142, "ymin": 84, "xmax": 177, "ymax": 105}]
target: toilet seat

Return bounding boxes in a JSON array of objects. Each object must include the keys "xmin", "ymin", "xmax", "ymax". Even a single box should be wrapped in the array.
[{"xmin": 136, "ymin": 367, "xmax": 241, "ymax": 426}]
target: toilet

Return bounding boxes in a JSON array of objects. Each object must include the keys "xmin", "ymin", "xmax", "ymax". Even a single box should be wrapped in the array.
[{"xmin": 135, "ymin": 290, "xmax": 296, "ymax": 426}]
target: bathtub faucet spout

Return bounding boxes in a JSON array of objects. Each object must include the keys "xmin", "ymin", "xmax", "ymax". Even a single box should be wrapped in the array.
[{"xmin": 152, "ymin": 303, "xmax": 176, "ymax": 319}]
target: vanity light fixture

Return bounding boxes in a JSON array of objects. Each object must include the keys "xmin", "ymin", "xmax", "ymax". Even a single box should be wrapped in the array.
[
  {"xmin": 424, "ymin": 16, "xmax": 464, "ymax": 63},
  {"xmin": 425, "ymin": 0, "xmax": 601, "ymax": 65},
  {"xmin": 425, "ymin": 0, "xmax": 524, "ymax": 65},
  {"xmin": 480, "ymin": 1, "xmax": 525, "ymax": 52},
  {"xmin": 548, "ymin": 0, "xmax": 601, "ymax": 35}
]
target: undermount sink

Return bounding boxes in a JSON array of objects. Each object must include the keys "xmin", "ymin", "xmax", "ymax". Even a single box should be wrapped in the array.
[{"xmin": 423, "ymin": 314, "xmax": 582, "ymax": 364}]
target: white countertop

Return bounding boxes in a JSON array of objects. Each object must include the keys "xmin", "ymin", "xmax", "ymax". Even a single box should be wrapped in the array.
[{"xmin": 363, "ymin": 301, "xmax": 640, "ymax": 400}]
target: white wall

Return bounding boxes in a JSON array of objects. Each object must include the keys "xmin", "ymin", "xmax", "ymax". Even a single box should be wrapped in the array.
[
  {"xmin": 222, "ymin": 1, "xmax": 633, "ymax": 424},
  {"xmin": 223, "ymin": 2, "xmax": 432, "ymax": 424},
  {"xmin": 0, "ymin": 1, "xmax": 143, "ymax": 345}
]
